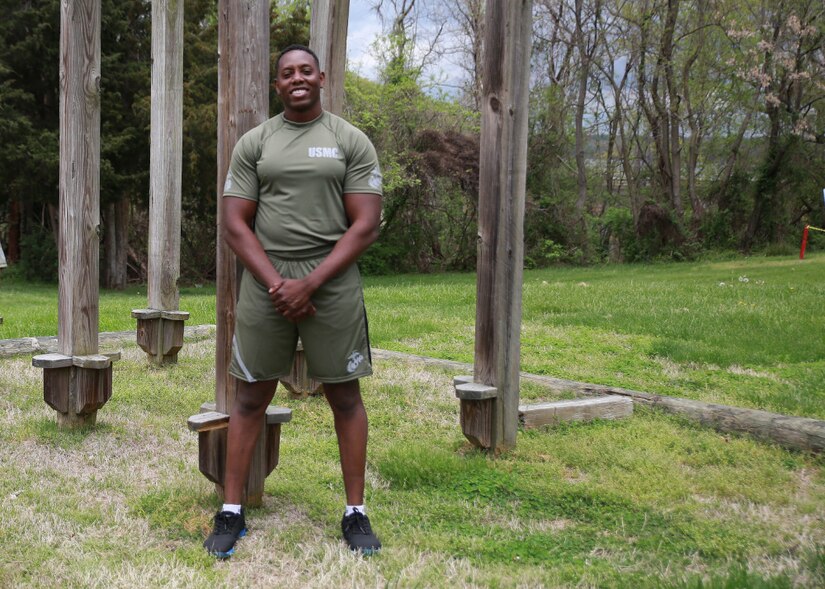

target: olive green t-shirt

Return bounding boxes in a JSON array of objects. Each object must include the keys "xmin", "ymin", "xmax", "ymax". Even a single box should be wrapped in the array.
[{"xmin": 222, "ymin": 111, "xmax": 383, "ymax": 256}]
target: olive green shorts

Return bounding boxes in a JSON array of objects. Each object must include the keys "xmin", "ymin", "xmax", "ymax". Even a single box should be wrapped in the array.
[{"xmin": 229, "ymin": 252, "xmax": 372, "ymax": 384}]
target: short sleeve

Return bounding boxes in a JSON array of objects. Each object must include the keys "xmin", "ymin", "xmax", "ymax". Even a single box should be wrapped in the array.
[
  {"xmin": 222, "ymin": 129, "xmax": 261, "ymax": 201},
  {"xmin": 343, "ymin": 130, "xmax": 383, "ymax": 196}
]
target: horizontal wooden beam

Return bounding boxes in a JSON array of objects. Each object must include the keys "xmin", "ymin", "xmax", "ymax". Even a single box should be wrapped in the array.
[
  {"xmin": 188, "ymin": 411, "xmax": 229, "ymax": 432},
  {"xmin": 454, "ymin": 376, "xmax": 498, "ymax": 401},
  {"xmin": 199, "ymin": 402, "xmax": 292, "ymax": 425},
  {"xmin": 131, "ymin": 309, "xmax": 190, "ymax": 321},
  {"xmin": 0, "ymin": 325, "xmax": 215, "ymax": 358},
  {"xmin": 519, "ymin": 396, "xmax": 633, "ymax": 428}
]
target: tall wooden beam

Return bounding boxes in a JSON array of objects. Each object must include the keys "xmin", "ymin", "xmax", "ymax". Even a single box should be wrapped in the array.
[
  {"xmin": 195, "ymin": 0, "xmax": 277, "ymax": 507},
  {"xmin": 309, "ymin": 0, "xmax": 350, "ymax": 115},
  {"xmin": 34, "ymin": 0, "xmax": 117, "ymax": 428},
  {"xmin": 215, "ymin": 0, "xmax": 270, "ymax": 415},
  {"xmin": 458, "ymin": 0, "xmax": 532, "ymax": 452},
  {"xmin": 133, "ymin": 0, "xmax": 189, "ymax": 365}
]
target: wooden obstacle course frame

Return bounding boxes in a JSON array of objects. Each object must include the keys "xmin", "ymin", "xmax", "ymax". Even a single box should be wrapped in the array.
[
  {"xmin": 33, "ymin": 351, "xmax": 121, "ymax": 427},
  {"xmin": 132, "ymin": 309, "xmax": 190, "ymax": 364},
  {"xmin": 188, "ymin": 402, "xmax": 292, "ymax": 505},
  {"xmin": 279, "ymin": 339, "xmax": 323, "ymax": 399}
]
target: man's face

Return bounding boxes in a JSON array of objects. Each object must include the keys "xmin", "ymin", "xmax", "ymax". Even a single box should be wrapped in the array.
[{"xmin": 275, "ymin": 50, "xmax": 325, "ymax": 121}]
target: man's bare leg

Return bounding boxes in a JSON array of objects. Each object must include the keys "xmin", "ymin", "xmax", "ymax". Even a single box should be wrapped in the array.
[
  {"xmin": 324, "ymin": 379, "xmax": 367, "ymax": 504},
  {"xmin": 223, "ymin": 379, "xmax": 278, "ymax": 504},
  {"xmin": 325, "ymin": 379, "xmax": 381, "ymax": 553}
]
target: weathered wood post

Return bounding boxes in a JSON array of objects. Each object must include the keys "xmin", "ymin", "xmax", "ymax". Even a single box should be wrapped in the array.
[
  {"xmin": 277, "ymin": 0, "xmax": 351, "ymax": 400},
  {"xmin": 0, "ymin": 239, "xmax": 5, "ymax": 324},
  {"xmin": 454, "ymin": 0, "xmax": 532, "ymax": 452},
  {"xmin": 132, "ymin": 0, "xmax": 189, "ymax": 364},
  {"xmin": 310, "ymin": 0, "xmax": 349, "ymax": 115},
  {"xmin": 188, "ymin": 0, "xmax": 290, "ymax": 507},
  {"xmin": 33, "ymin": 0, "xmax": 119, "ymax": 428}
]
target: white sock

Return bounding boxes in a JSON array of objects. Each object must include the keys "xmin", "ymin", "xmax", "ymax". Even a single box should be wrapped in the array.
[
  {"xmin": 222, "ymin": 503, "xmax": 242, "ymax": 515},
  {"xmin": 345, "ymin": 504, "xmax": 365, "ymax": 517}
]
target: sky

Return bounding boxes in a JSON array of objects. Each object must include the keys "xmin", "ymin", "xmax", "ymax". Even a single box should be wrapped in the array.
[
  {"xmin": 345, "ymin": 1, "xmax": 384, "ymax": 81},
  {"xmin": 343, "ymin": 0, "xmax": 464, "ymax": 96}
]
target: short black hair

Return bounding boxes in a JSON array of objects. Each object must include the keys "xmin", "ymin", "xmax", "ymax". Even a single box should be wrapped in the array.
[{"xmin": 275, "ymin": 44, "xmax": 320, "ymax": 76}]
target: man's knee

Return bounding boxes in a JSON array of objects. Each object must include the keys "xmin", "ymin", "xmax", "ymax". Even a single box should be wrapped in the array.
[
  {"xmin": 324, "ymin": 380, "xmax": 363, "ymax": 414},
  {"xmin": 234, "ymin": 380, "xmax": 277, "ymax": 416}
]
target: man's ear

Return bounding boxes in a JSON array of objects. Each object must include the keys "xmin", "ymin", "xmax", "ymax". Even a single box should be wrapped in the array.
[{"xmin": 319, "ymin": 71, "xmax": 326, "ymax": 88}]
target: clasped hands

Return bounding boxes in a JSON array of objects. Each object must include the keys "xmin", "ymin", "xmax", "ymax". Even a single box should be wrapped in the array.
[{"xmin": 268, "ymin": 279, "xmax": 317, "ymax": 322}]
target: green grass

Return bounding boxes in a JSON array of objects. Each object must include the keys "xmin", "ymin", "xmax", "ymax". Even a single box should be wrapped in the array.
[
  {"xmin": 0, "ymin": 342, "xmax": 823, "ymax": 587},
  {"xmin": 1, "ymin": 255, "xmax": 825, "ymax": 586},
  {"xmin": 2, "ymin": 253, "xmax": 825, "ymax": 418}
]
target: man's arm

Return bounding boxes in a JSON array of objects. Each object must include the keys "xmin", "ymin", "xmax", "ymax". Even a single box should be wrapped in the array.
[
  {"xmin": 269, "ymin": 193, "xmax": 381, "ymax": 320},
  {"xmin": 221, "ymin": 196, "xmax": 316, "ymax": 320}
]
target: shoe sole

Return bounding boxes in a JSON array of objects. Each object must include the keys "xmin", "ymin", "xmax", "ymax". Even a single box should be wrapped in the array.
[
  {"xmin": 209, "ymin": 528, "xmax": 247, "ymax": 559},
  {"xmin": 346, "ymin": 544, "xmax": 381, "ymax": 556}
]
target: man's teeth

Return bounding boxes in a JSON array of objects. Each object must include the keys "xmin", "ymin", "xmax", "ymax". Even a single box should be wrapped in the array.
[{"xmin": 292, "ymin": 89, "xmax": 308, "ymax": 96}]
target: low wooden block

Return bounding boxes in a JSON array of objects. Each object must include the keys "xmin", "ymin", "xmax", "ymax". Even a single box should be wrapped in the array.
[
  {"xmin": 134, "ymin": 313, "xmax": 188, "ymax": 363},
  {"xmin": 265, "ymin": 422, "xmax": 283, "ymax": 475},
  {"xmin": 518, "ymin": 395, "xmax": 633, "ymax": 428},
  {"xmin": 190, "ymin": 404, "xmax": 291, "ymax": 502},
  {"xmin": 198, "ymin": 428, "xmax": 227, "ymax": 485},
  {"xmin": 188, "ymin": 411, "xmax": 230, "ymax": 432},
  {"xmin": 43, "ymin": 366, "xmax": 71, "ymax": 413},
  {"xmin": 455, "ymin": 381, "xmax": 498, "ymax": 401},
  {"xmin": 280, "ymin": 341, "xmax": 323, "ymax": 398},
  {"xmin": 460, "ymin": 398, "xmax": 495, "ymax": 449},
  {"xmin": 160, "ymin": 310, "xmax": 190, "ymax": 321},
  {"xmin": 72, "ymin": 354, "xmax": 111, "ymax": 369},
  {"xmin": 74, "ymin": 365, "xmax": 113, "ymax": 414},
  {"xmin": 132, "ymin": 309, "xmax": 162, "ymax": 320},
  {"xmin": 32, "ymin": 353, "xmax": 73, "ymax": 369},
  {"xmin": 266, "ymin": 406, "xmax": 293, "ymax": 424}
]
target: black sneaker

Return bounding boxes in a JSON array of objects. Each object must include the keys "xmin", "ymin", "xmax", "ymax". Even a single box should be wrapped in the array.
[
  {"xmin": 341, "ymin": 509, "xmax": 381, "ymax": 555},
  {"xmin": 204, "ymin": 510, "xmax": 246, "ymax": 558}
]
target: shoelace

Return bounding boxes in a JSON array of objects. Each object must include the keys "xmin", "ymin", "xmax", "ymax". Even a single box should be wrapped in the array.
[
  {"xmin": 344, "ymin": 511, "xmax": 372, "ymax": 535},
  {"xmin": 214, "ymin": 512, "xmax": 238, "ymax": 534}
]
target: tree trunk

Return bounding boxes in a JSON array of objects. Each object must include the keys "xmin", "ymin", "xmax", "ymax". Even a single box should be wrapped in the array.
[
  {"xmin": 572, "ymin": 0, "xmax": 589, "ymax": 225},
  {"xmin": 103, "ymin": 199, "xmax": 129, "ymax": 289},
  {"xmin": 7, "ymin": 199, "xmax": 21, "ymax": 263}
]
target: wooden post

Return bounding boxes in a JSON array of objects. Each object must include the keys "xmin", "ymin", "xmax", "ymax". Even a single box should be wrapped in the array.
[
  {"xmin": 33, "ymin": 0, "xmax": 117, "ymax": 428},
  {"xmin": 133, "ymin": 0, "xmax": 188, "ymax": 364},
  {"xmin": 459, "ymin": 0, "xmax": 532, "ymax": 452},
  {"xmin": 310, "ymin": 0, "xmax": 350, "ymax": 115},
  {"xmin": 0, "ymin": 239, "xmax": 5, "ymax": 324},
  {"xmin": 192, "ymin": 0, "xmax": 277, "ymax": 507}
]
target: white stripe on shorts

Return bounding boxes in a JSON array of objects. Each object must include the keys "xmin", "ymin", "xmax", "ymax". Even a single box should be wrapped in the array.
[{"xmin": 232, "ymin": 335, "xmax": 257, "ymax": 383}]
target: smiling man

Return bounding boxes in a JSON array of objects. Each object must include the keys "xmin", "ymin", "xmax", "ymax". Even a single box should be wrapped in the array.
[{"xmin": 204, "ymin": 44, "xmax": 383, "ymax": 558}]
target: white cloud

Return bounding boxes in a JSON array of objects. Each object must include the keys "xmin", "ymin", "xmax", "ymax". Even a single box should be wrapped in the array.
[{"xmin": 346, "ymin": 1, "xmax": 382, "ymax": 80}]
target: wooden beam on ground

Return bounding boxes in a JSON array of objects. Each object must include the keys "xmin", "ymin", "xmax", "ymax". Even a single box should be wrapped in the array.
[
  {"xmin": 519, "ymin": 396, "xmax": 633, "ymax": 428},
  {"xmin": 377, "ymin": 350, "xmax": 825, "ymax": 454},
  {"xmin": 470, "ymin": 0, "xmax": 533, "ymax": 452},
  {"xmin": 310, "ymin": 0, "xmax": 349, "ymax": 115},
  {"xmin": 136, "ymin": 0, "xmax": 188, "ymax": 365},
  {"xmin": 0, "ymin": 325, "xmax": 215, "ymax": 359}
]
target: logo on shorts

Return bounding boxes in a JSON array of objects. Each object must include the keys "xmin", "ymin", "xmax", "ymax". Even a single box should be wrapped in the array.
[{"xmin": 346, "ymin": 351, "xmax": 365, "ymax": 374}]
